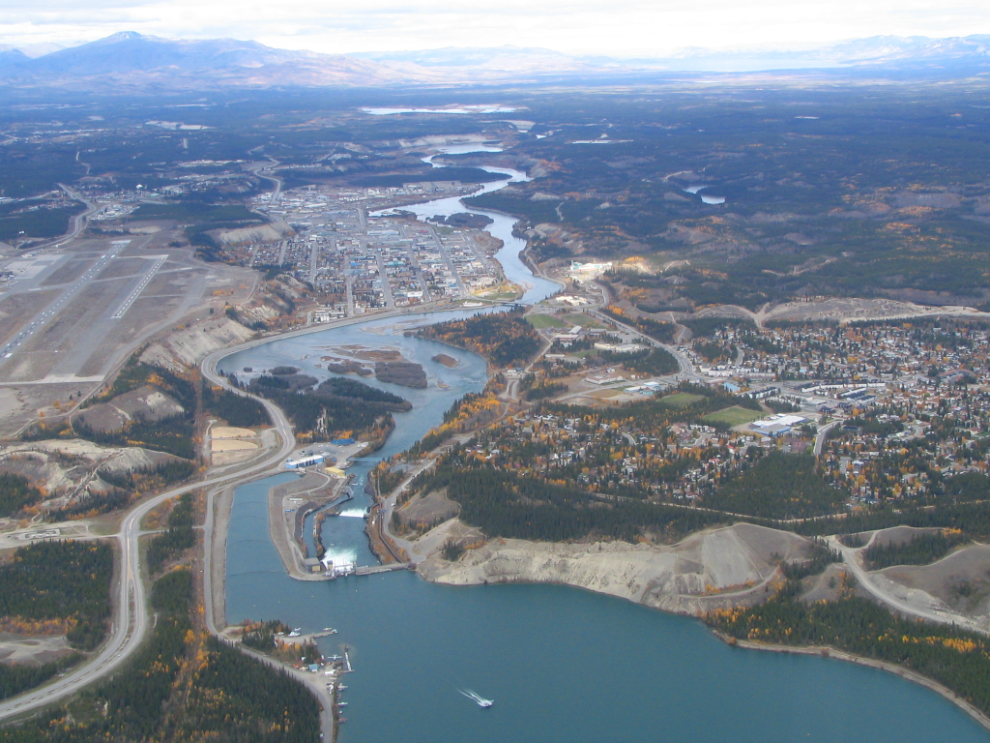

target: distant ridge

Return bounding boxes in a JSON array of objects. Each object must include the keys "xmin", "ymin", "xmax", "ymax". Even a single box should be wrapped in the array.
[
  {"xmin": 2, "ymin": 32, "xmax": 990, "ymax": 92},
  {"xmin": 0, "ymin": 32, "xmax": 438, "ymax": 91}
]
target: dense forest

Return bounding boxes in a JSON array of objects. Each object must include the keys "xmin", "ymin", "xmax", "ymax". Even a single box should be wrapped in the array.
[
  {"xmin": 0, "ymin": 569, "xmax": 320, "ymax": 743},
  {"xmin": 202, "ymin": 382, "xmax": 270, "ymax": 427},
  {"xmin": 862, "ymin": 530, "xmax": 969, "ymax": 571},
  {"xmin": 943, "ymin": 472, "xmax": 990, "ymax": 502},
  {"xmin": 0, "ymin": 474, "xmax": 43, "ymax": 518},
  {"xmin": 600, "ymin": 347, "xmax": 679, "ymax": 376},
  {"xmin": 708, "ymin": 579, "xmax": 990, "ymax": 718},
  {"xmin": 794, "ymin": 499, "xmax": 990, "ymax": 541},
  {"xmin": 702, "ymin": 453, "xmax": 848, "ymax": 520},
  {"xmin": 239, "ymin": 372, "xmax": 406, "ymax": 443},
  {"xmin": 146, "ymin": 493, "xmax": 196, "ymax": 574},
  {"xmin": 417, "ymin": 309, "xmax": 541, "ymax": 366},
  {"xmin": 520, "ymin": 373, "xmax": 567, "ymax": 401},
  {"xmin": 0, "ymin": 541, "xmax": 112, "ymax": 651},
  {"xmin": 412, "ymin": 459, "xmax": 723, "ymax": 543},
  {"xmin": 0, "ymin": 655, "xmax": 80, "ymax": 703},
  {"xmin": 179, "ymin": 636, "xmax": 321, "ymax": 742},
  {"xmin": 0, "ymin": 203, "xmax": 86, "ymax": 241}
]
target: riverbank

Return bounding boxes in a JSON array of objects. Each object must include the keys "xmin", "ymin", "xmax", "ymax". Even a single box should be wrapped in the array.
[
  {"xmin": 209, "ymin": 484, "xmax": 235, "ymax": 630},
  {"xmin": 714, "ymin": 632, "xmax": 990, "ymax": 733}
]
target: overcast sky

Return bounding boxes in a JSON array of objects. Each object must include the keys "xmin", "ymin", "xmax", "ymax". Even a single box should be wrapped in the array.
[{"xmin": 1, "ymin": 0, "xmax": 989, "ymax": 57}]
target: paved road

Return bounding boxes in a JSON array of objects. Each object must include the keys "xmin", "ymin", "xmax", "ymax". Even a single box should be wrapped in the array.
[
  {"xmin": 250, "ymin": 159, "xmax": 282, "ymax": 203},
  {"xmin": 0, "ymin": 305, "xmax": 441, "ymax": 722},
  {"xmin": 201, "ymin": 353, "xmax": 340, "ymax": 740},
  {"xmin": 0, "ymin": 294, "xmax": 640, "ymax": 719},
  {"xmin": 830, "ymin": 536, "xmax": 989, "ymax": 635},
  {"xmin": 814, "ymin": 420, "xmax": 841, "ymax": 456},
  {"xmin": 32, "ymin": 184, "xmax": 99, "ymax": 251},
  {"xmin": 0, "ymin": 361, "xmax": 296, "ymax": 722},
  {"xmin": 587, "ymin": 308, "xmax": 703, "ymax": 382}
]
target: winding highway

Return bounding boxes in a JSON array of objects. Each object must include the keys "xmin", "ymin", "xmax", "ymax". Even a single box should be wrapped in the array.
[
  {"xmin": 6, "ymin": 251, "xmax": 982, "ymax": 728},
  {"xmin": 830, "ymin": 536, "xmax": 990, "ymax": 635},
  {"xmin": 0, "ymin": 352, "xmax": 296, "ymax": 722},
  {"xmin": 586, "ymin": 307, "xmax": 703, "ymax": 382}
]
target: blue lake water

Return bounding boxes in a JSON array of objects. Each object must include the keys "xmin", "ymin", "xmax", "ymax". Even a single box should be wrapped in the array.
[
  {"xmin": 226, "ymin": 474, "xmax": 990, "ymax": 743},
  {"xmin": 222, "ymin": 316, "xmax": 990, "ymax": 742},
  {"xmin": 223, "ymin": 145, "xmax": 989, "ymax": 742}
]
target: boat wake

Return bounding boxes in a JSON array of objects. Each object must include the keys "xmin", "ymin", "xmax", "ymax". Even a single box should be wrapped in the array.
[{"xmin": 458, "ymin": 688, "xmax": 494, "ymax": 708}]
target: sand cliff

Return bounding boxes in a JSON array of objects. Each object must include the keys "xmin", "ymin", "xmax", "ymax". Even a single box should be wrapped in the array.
[{"xmin": 417, "ymin": 522, "xmax": 812, "ymax": 615}]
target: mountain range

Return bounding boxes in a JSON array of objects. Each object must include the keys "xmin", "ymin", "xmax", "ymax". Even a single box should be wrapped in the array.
[{"xmin": 1, "ymin": 31, "xmax": 989, "ymax": 92}]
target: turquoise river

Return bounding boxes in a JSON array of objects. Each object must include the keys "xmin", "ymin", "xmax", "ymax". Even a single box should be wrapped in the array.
[{"xmin": 222, "ymin": 152, "xmax": 990, "ymax": 742}]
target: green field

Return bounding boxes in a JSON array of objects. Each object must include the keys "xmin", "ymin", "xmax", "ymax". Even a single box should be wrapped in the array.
[
  {"xmin": 703, "ymin": 405, "xmax": 764, "ymax": 426},
  {"xmin": 562, "ymin": 313, "xmax": 604, "ymax": 328},
  {"xmin": 527, "ymin": 313, "xmax": 568, "ymax": 329},
  {"xmin": 658, "ymin": 392, "xmax": 705, "ymax": 408}
]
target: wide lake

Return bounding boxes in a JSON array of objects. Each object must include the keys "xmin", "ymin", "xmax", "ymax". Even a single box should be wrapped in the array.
[{"xmin": 223, "ymin": 150, "xmax": 990, "ymax": 742}]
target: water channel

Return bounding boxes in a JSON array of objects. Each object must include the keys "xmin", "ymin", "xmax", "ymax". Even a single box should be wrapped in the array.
[{"xmin": 222, "ymin": 147, "xmax": 990, "ymax": 741}]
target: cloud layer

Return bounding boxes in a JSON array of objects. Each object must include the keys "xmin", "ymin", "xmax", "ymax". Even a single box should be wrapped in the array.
[{"xmin": 2, "ymin": 0, "xmax": 989, "ymax": 56}]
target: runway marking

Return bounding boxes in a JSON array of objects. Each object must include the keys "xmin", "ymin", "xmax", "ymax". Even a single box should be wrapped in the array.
[
  {"xmin": 111, "ymin": 255, "xmax": 167, "ymax": 320},
  {"xmin": 0, "ymin": 244, "xmax": 125, "ymax": 359}
]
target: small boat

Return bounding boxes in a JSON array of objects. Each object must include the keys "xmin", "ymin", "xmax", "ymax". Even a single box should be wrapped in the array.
[
  {"xmin": 459, "ymin": 689, "xmax": 494, "ymax": 709},
  {"xmin": 338, "ymin": 685, "xmax": 348, "ymax": 691},
  {"xmin": 337, "ymin": 702, "xmax": 348, "ymax": 708},
  {"xmin": 322, "ymin": 627, "xmax": 338, "ymax": 634},
  {"xmin": 288, "ymin": 628, "xmax": 302, "ymax": 637}
]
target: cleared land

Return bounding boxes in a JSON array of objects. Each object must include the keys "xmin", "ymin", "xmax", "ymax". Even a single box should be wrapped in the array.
[
  {"xmin": 211, "ymin": 426, "xmax": 256, "ymax": 439},
  {"xmin": 526, "ymin": 313, "xmax": 567, "ymax": 329},
  {"xmin": 703, "ymin": 405, "xmax": 764, "ymax": 426},
  {"xmin": 659, "ymin": 392, "xmax": 705, "ymax": 408},
  {"xmin": 563, "ymin": 313, "xmax": 604, "ymax": 328}
]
